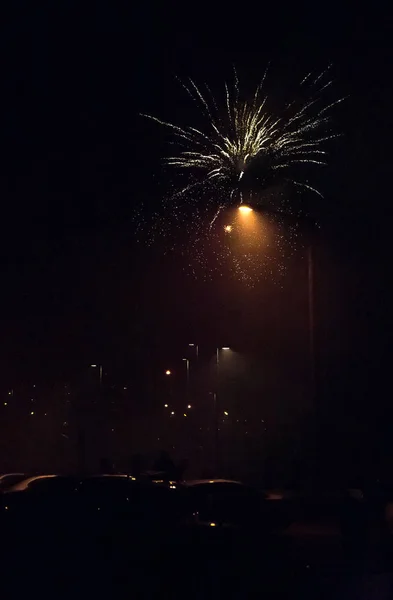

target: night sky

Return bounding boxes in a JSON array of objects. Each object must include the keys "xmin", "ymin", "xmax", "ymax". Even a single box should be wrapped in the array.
[{"xmin": 0, "ymin": 2, "xmax": 391, "ymax": 427}]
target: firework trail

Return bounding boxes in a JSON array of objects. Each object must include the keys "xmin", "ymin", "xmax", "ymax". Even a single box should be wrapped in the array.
[{"xmin": 138, "ymin": 66, "xmax": 343, "ymax": 284}]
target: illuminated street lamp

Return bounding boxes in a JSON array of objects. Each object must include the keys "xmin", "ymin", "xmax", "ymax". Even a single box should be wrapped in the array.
[
  {"xmin": 90, "ymin": 364, "xmax": 103, "ymax": 386},
  {"xmin": 189, "ymin": 343, "xmax": 199, "ymax": 359},
  {"xmin": 182, "ymin": 358, "xmax": 190, "ymax": 404},
  {"xmin": 237, "ymin": 201, "xmax": 316, "ymax": 405},
  {"xmin": 165, "ymin": 370, "xmax": 172, "ymax": 376},
  {"xmin": 238, "ymin": 205, "xmax": 253, "ymax": 214},
  {"xmin": 214, "ymin": 347, "xmax": 230, "ymax": 474},
  {"xmin": 216, "ymin": 346, "xmax": 230, "ymax": 365}
]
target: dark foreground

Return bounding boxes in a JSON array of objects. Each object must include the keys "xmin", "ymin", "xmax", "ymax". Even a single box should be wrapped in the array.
[{"xmin": 1, "ymin": 476, "xmax": 393, "ymax": 599}]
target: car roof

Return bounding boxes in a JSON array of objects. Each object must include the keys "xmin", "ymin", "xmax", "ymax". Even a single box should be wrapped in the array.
[
  {"xmin": 184, "ymin": 479, "xmax": 243, "ymax": 487},
  {"xmin": 7, "ymin": 474, "xmax": 59, "ymax": 492},
  {"xmin": 0, "ymin": 473, "xmax": 25, "ymax": 481},
  {"xmin": 85, "ymin": 474, "xmax": 136, "ymax": 480}
]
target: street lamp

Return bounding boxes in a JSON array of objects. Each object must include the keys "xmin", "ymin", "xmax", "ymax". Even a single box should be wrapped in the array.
[
  {"xmin": 238, "ymin": 202, "xmax": 316, "ymax": 405},
  {"xmin": 182, "ymin": 358, "xmax": 190, "ymax": 404},
  {"xmin": 216, "ymin": 346, "xmax": 230, "ymax": 366},
  {"xmin": 189, "ymin": 343, "xmax": 199, "ymax": 359},
  {"xmin": 238, "ymin": 205, "xmax": 253, "ymax": 214},
  {"xmin": 214, "ymin": 347, "xmax": 230, "ymax": 474},
  {"xmin": 90, "ymin": 364, "xmax": 103, "ymax": 386},
  {"xmin": 165, "ymin": 370, "xmax": 172, "ymax": 376}
]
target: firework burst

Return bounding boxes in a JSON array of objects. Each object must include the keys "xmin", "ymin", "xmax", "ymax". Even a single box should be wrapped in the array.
[{"xmin": 138, "ymin": 66, "xmax": 343, "ymax": 284}]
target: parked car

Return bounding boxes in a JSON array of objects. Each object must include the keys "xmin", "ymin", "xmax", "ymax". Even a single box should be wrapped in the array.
[{"xmin": 0, "ymin": 473, "xmax": 27, "ymax": 492}]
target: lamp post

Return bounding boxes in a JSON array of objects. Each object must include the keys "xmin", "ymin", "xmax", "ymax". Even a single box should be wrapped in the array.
[
  {"xmin": 185, "ymin": 344, "xmax": 230, "ymax": 474},
  {"xmin": 90, "ymin": 364, "xmax": 103, "ymax": 387},
  {"xmin": 189, "ymin": 343, "xmax": 199, "ymax": 359},
  {"xmin": 237, "ymin": 205, "xmax": 316, "ymax": 407},
  {"xmin": 307, "ymin": 242, "xmax": 315, "ymax": 406},
  {"xmin": 214, "ymin": 347, "xmax": 230, "ymax": 474},
  {"xmin": 182, "ymin": 358, "xmax": 190, "ymax": 405}
]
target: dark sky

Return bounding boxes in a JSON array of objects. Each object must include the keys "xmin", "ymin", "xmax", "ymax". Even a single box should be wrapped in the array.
[{"xmin": 0, "ymin": 3, "xmax": 391, "ymax": 399}]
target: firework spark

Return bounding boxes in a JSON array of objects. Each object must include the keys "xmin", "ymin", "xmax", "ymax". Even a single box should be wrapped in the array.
[{"xmin": 138, "ymin": 66, "xmax": 343, "ymax": 284}]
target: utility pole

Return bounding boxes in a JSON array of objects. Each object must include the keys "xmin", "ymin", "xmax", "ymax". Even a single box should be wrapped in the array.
[{"xmin": 308, "ymin": 242, "xmax": 315, "ymax": 407}]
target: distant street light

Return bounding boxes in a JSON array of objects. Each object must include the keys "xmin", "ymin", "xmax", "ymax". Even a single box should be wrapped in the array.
[
  {"xmin": 216, "ymin": 346, "xmax": 230, "ymax": 365},
  {"xmin": 189, "ymin": 343, "xmax": 199, "ymax": 359},
  {"xmin": 214, "ymin": 346, "xmax": 231, "ymax": 474},
  {"xmin": 182, "ymin": 358, "xmax": 190, "ymax": 404},
  {"xmin": 90, "ymin": 364, "xmax": 103, "ymax": 386},
  {"xmin": 165, "ymin": 370, "xmax": 172, "ymax": 376}
]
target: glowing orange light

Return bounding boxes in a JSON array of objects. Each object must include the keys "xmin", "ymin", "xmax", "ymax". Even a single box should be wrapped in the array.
[
  {"xmin": 165, "ymin": 370, "xmax": 171, "ymax": 376},
  {"xmin": 238, "ymin": 205, "xmax": 253, "ymax": 214},
  {"xmin": 209, "ymin": 522, "xmax": 217, "ymax": 527},
  {"xmin": 224, "ymin": 225, "xmax": 232, "ymax": 233}
]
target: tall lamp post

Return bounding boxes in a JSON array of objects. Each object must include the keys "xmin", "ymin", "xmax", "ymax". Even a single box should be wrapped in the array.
[
  {"xmin": 214, "ymin": 347, "xmax": 230, "ymax": 474},
  {"xmin": 182, "ymin": 358, "xmax": 190, "ymax": 405},
  {"xmin": 307, "ymin": 243, "xmax": 315, "ymax": 405},
  {"xmin": 238, "ymin": 205, "xmax": 316, "ymax": 407},
  {"xmin": 188, "ymin": 343, "xmax": 199, "ymax": 359},
  {"xmin": 186, "ymin": 344, "xmax": 230, "ymax": 474}
]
